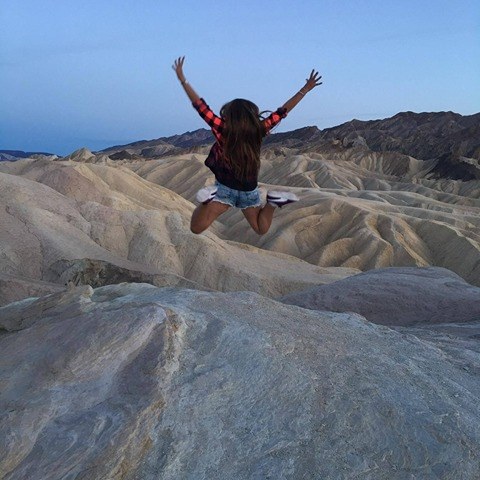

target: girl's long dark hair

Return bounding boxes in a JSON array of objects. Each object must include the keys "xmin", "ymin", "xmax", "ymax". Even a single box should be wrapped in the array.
[{"xmin": 220, "ymin": 99, "xmax": 267, "ymax": 180}]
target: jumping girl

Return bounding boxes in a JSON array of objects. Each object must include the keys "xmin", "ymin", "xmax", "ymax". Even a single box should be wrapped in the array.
[{"xmin": 172, "ymin": 56, "xmax": 322, "ymax": 235}]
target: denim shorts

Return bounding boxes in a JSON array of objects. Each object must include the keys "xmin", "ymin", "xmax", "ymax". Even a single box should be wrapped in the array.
[{"xmin": 212, "ymin": 180, "xmax": 262, "ymax": 209}]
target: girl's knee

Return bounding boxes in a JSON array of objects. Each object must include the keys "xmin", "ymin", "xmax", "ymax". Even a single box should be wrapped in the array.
[
  {"xmin": 251, "ymin": 224, "xmax": 269, "ymax": 235},
  {"xmin": 190, "ymin": 202, "xmax": 229, "ymax": 234},
  {"xmin": 190, "ymin": 223, "xmax": 206, "ymax": 234}
]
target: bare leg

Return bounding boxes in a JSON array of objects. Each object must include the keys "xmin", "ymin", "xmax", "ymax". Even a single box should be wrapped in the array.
[
  {"xmin": 190, "ymin": 201, "xmax": 231, "ymax": 234},
  {"xmin": 241, "ymin": 204, "xmax": 276, "ymax": 235}
]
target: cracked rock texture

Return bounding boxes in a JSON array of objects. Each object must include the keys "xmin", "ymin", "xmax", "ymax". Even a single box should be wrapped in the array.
[{"xmin": 1, "ymin": 282, "xmax": 479, "ymax": 479}]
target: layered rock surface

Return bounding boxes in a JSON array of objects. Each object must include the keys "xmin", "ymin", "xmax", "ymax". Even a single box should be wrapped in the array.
[
  {"xmin": 1, "ymin": 283, "xmax": 479, "ymax": 479},
  {"xmin": 124, "ymin": 149, "xmax": 480, "ymax": 286},
  {"xmin": 0, "ymin": 158, "xmax": 355, "ymax": 306},
  {"xmin": 2, "ymin": 120, "xmax": 480, "ymax": 479},
  {"xmin": 2, "ymin": 136, "xmax": 480, "ymax": 311},
  {"xmin": 280, "ymin": 266, "xmax": 480, "ymax": 326}
]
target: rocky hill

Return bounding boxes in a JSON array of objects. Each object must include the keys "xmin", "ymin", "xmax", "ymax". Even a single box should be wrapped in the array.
[
  {"xmin": 299, "ymin": 111, "xmax": 480, "ymax": 180},
  {"xmin": 4, "ymin": 111, "xmax": 478, "ymax": 179},
  {"xmin": 1, "ymin": 275, "xmax": 479, "ymax": 479},
  {"xmin": 0, "ymin": 150, "xmax": 57, "ymax": 161},
  {"xmin": 262, "ymin": 112, "xmax": 480, "ymax": 180},
  {"xmin": 0, "ymin": 155, "xmax": 356, "ymax": 307},
  {"xmin": 98, "ymin": 129, "xmax": 214, "ymax": 159},
  {"xmin": 1, "ymin": 126, "xmax": 480, "ymax": 307},
  {"xmin": 98, "ymin": 111, "xmax": 480, "ymax": 180},
  {"xmin": 263, "ymin": 111, "xmax": 480, "ymax": 156},
  {"xmin": 1, "ymin": 110, "xmax": 480, "ymax": 478}
]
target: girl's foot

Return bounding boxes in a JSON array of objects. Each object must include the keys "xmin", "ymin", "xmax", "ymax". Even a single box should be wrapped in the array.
[
  {"xmin": 196, "ymin": 185, "xmax": 218, "ymax": 204},
  {"xmin": 267, "ymin": 191, "xmax": 299, "ymax": 208}
]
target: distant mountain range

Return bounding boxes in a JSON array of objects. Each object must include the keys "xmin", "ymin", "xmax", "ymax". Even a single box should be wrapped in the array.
[
  {"xmin": 98, "ymin": 129, "xmax": 214, "ymax": 159},
  {"xmin": 0, "ymin": 150, "xmax": 56, "ymax": 161},
  {"xmin": 263, "ymin": 111, "xmax": 480, "ymax": 180},
  {"xmin": 3, "ymin": 111, "xmax": 479, "ymax": 179},
  {"xmin": 98, "ymin": 111, "xmax": 480, "ymax": 180}
]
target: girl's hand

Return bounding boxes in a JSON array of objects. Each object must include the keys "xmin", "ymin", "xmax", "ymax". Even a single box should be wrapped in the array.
[
  {"xmin": 173, "ymin": 56, "xmax": 200, "ymax": 102},
  {"xmin": 172, "ymin": 56, "xmax": 186, "ymax": 83},
  {"xmin": 304, "ymin": 69, "xmax": 322, "ymax": 92}
]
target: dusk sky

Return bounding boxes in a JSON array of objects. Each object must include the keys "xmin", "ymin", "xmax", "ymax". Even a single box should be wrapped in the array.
[{"xmin": 1, "ymin": 0, "xmax": 479, "ymax": 155}]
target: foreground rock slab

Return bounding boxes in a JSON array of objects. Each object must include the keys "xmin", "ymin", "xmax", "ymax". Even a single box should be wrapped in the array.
[
  {"xmin": 280, "ymin": 266, "xmax": 480, "ymax": 326},
  {"xmin": 1, "ymin": 283, "xmax": 479, "ymax": 479}
]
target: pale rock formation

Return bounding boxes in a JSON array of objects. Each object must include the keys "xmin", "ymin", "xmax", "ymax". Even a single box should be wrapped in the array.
[
  {"xmin": 0, "ymin": 159, "xmax": 355, "ymax": 305},
  {"xmin": 28, "ymin": 154, "xmax": 59, "ymax": 161},
  {"xmin": 1, "ymin": 123, "xmax": 480, "ymax": 307},
  {"xmin": 0, "ymin": 283, "xmax": 479, "ymax": 479},
  {"xmin": 61, "ymin": 147, "xmax": 96, "ymax": 163},
  {"xmin": 1, "ymin": 128, "xmax": 480, "ymax": 479},
  {"xmin": 124, "ymin": 151, "xmax": 480, "ymax": 285},
  {"xmin": 280, "ymin": 266, "xmax": 480, "ymax": 326}
]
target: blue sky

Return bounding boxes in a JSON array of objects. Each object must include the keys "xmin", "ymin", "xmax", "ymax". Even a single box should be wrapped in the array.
[{"xmin": 1, "ymin": 0, "xmax": 479, "ymax": 155}]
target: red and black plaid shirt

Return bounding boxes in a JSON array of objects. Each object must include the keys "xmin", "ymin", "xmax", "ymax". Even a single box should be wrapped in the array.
[{"xmin": 192, "ymin": 97, "xmax": 288, "ymax": 191}]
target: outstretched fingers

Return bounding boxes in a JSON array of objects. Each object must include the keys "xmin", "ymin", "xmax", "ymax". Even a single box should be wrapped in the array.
[
  {"xmin": 172, "ymin": 56, "xmax": 186, "ymax": 79},
  {"xmin": 172, "ymin": 56, "xmax": 185, "ymax": 71},
  {"xmin": 305, "ymin": 69, "xmax": 323, "ymax": 90},
  {"xmin": 314, "ymin": 72, "xmax": 323, "ymax": 86}
]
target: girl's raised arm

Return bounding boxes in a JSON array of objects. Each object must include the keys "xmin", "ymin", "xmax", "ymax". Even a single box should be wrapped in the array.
[
  {"xmin": 281, "ymin": 69, "xmax": 323, "ymax": 113},
  {"xmin": 172, "ymin": 56, "xmax": 200, "ymax": 103},
  {"xmin": 173, "ymin": 56, "xmax": 223, "ymax": 135}
]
